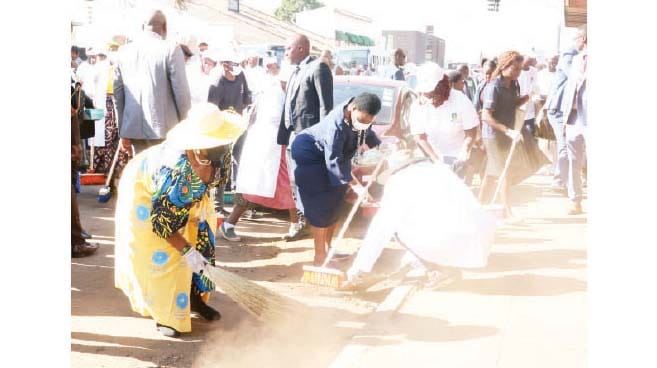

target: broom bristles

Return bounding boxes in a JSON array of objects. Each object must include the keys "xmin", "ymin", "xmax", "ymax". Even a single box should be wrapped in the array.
[
  {"xmin": 205, "ymin": 265, "xmax": 308, "ymax": 324},
  {"xmin": 80, "ymin": 173, "xmax": 106, "ymax": 185},
  {"xmin": 300, "ymin": 266, "xmax": 344, "ymax": 288}
]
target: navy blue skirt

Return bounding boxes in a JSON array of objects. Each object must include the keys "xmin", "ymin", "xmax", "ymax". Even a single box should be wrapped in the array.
[{"xmin": 291, "ymin": 135, "xmax": 348, "ymax": 228}]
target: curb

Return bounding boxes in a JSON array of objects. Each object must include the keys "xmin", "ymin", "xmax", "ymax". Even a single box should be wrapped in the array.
[{"xmin": 329, "ymin": 281, "xmax": 418, "ymax": 368}]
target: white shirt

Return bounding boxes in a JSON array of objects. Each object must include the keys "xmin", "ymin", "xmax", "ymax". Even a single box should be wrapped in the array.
[
  {"xmin": 409, "ymin": 90, "xmax": 480, "ymax": 158},
  {"xmin": 75, "ymin": 61, "xmax": 98, "ymax": 100},
  {"xmin": 536, "ymin": 68, "xmax": 554, "ymax": 97},
  {"xmin": 243, "ymin": 65, "xmax": 267, "ymax": 95},
  {"xmin": 518, "ymin": 66, "xmax": 538, "ymax": 119}
]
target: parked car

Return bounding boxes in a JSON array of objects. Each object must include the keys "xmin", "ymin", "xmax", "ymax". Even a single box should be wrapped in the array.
[{"xmin": 332, "ymin": 75, "xmax": 418, "ymax": 217}]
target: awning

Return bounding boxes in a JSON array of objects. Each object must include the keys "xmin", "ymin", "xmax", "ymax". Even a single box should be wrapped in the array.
[
  {"xmin": 335, "ymin": 30, "xmax": 375, "ymax": 46},
  {"xmin": 564, "ymin": 0, "xmax": 587, "ymax": 27}
]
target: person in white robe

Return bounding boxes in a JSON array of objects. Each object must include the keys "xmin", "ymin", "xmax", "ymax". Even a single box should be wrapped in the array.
[{"xmin": 343, "ymin": 150, "xmax": 496, "ymax": 290}]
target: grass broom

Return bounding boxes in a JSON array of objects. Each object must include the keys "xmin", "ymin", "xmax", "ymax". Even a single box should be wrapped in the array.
[
  {"xmin": 300, "ymin": 153, "xmax": 388, "ymax": 288},
  {"xmin": 484, "ymin": 133, "xmax": 521, "ymax": 219},
  {"xmin": 203, "ymin": 265, "xmax": 309, "ymax": 326}
]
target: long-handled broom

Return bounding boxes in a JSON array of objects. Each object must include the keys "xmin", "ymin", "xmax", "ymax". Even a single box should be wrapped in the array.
[
  {"xmin": 485, "ymin": 133, "xmax": 521, "ymax": 218},
  {"xmin": 300, "ymin": 154, "xmax": 388, "ymax": 288},
  {"xmin": 98, "ymin": 145, "xmax": 131, "ymax": 202}
]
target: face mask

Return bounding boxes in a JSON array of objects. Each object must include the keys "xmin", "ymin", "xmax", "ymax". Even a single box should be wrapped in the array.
[
  {"xmin": 194, "ymin": 147, "xmax": 229, "ymax": 188},
  {"xmin": 232, "ymin": 66, "xmax": 243, "ymax": 75},
  {"xmin": 352, "ymin": 115, "xmax": 371, "ymax": 131}
]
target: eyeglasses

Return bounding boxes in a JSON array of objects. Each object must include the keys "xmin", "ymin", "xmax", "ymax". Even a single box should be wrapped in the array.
[{"xmin": 193, "ymin": 150, "xmax": 211, "ymax": 166}]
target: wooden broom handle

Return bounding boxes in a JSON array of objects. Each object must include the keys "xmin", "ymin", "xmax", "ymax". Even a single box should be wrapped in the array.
[
  {"xmin": 490, "ymin": 135, "xmax": 520, "ymax": 205},
  {"xmin": 322, "ymin": 154, "xmax": 387, "ymax": 268}
]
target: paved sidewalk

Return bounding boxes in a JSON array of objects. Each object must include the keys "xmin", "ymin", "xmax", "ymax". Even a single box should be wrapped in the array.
[{"xmin": 337, "ymin": 174, "xmax": 587, "ymax": 368}]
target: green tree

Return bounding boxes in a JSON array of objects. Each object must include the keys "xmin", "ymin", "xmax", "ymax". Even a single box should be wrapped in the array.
[{"xmin": 275, "ymin": 0, "xmax": 324, "ymax": 22}]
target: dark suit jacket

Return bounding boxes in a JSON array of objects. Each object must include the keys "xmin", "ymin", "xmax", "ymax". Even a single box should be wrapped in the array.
[{"xmin": 277, "ymin": 56, "xmax": 333, "ymax": 145}]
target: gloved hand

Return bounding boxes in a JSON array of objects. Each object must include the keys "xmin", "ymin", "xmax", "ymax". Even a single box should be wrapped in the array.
[
  {"xmin": 504, "ymin": 129, "xmax": 520, "ymax": 141},
  {"xmin": 350, "ymin": 183, "xmax": 368, "ymax": 198},
  {"xmin": 183, "ymin": 247, "xmax": 208, "ymax": 274}
]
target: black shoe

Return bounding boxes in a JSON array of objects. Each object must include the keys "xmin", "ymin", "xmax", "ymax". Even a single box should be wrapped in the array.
[
  {"xmin": 190, "ymin": 290, "xmax": 222, "ymax": 321},
  {"xmin": 72, "ymin": 242, "xmax": 99, "ymax": 258},
  {"xmin": 156, "ymin": 323, "xmax": 181, "ymax": 337},
  {"xmin": 80, "ymin": 229, "xmax": 92, "ymax": 239}
]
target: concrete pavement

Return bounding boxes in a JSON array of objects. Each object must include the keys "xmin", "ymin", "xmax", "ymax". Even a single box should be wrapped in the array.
[{"xmin": 332, "ymin": 174, "xmax": 587, "ymax": 368}]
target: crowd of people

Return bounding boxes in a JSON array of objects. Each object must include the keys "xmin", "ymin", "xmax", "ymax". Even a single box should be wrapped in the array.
[{"xmin": 70, "ymin": 9, "xmax": 588, "ymax": 337}]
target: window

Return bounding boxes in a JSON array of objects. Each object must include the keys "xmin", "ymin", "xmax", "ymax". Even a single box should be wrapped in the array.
[{"xmin": 333, "ymin": 84, "xmax": 396, "ymax": 125}]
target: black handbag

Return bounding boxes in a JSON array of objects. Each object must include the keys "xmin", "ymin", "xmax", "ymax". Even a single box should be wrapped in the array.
[
  {"xmin": 71, "ymin": 83, "xmax": 96, "ymax": 139},
  {"xmin": 534, "ymin": 108, "xmax": 556, "ymax": 141}
]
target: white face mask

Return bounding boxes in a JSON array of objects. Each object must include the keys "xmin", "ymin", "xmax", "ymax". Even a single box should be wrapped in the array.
[
  {"xmin": 352, "ymin": 115, "xmax": 371, "ymax": 131},
  {"xmin": 232, "ymin": 65, "xmax": 243, "ymax": 76}
]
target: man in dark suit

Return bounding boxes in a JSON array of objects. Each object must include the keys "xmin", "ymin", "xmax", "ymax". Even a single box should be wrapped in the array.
[{"xmin": 277, "ymin": 34, "xmax": 333, "ymax": 240}]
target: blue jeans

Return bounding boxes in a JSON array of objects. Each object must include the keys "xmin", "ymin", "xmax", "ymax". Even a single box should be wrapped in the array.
[{"xmin": 547, "ymin": 111, "xmax": 568, "ymax": 188}]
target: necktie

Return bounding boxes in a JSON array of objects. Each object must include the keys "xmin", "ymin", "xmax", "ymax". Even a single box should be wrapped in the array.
[{"xmin": 284, "ymin": 65, "xmax": 301, "ymax": 129}]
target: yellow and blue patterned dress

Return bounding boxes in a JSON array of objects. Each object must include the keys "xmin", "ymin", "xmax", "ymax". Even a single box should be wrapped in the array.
[{"xmin": 114, "ymin": 143, "xmax": 230, "ymax": 332}]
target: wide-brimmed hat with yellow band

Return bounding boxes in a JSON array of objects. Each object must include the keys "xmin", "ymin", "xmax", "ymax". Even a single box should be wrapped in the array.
[
  {"xmin": 166, "ymin": 102, "xmax": 247, "ymax": 150},
  {"xmin": 376, "ymin": 149, "xmax": 430, "ymax": 185}
]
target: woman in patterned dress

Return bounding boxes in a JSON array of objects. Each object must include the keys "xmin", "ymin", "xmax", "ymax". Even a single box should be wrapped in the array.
[
  {"xmin": 114, "ymin": 103, "xmax": 246, "ymax": 337},
  {"xmin": 92, "ymin": 56, "xmax": 129, "ymax": 181}
]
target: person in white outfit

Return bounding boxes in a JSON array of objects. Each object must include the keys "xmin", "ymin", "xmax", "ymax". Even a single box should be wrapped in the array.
[
  {"xmin": 343, "ymin": 150, "xmax": 496, "ymax": 290},
  {"xmin": 517, "ymin": 54, "xmax": 539, "ymax": 135},
  {"xmin": 218, "ymin": 66, "xmax": 301, "ymax": 241},
  {"xmin": 409, "ymin": 62, "xmax": 480, "ymax": 178},
  {"xmin": 188, "ymin": 49, "xmax": 220, "ymax": 105}
]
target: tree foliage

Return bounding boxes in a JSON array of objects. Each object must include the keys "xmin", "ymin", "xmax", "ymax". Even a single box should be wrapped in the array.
[{"xmin": 274, "ymin": 0, "xmax": 324, "ymax": 22}]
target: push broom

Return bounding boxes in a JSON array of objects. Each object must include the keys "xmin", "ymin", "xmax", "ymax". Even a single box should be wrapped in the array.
[
  {"xmin": 300, "ymin": 153, "xmax": 388, "ymax": 288},
  {"xmin": 79, "ymin": 141, "xmax": 106, "ymax": 185}
]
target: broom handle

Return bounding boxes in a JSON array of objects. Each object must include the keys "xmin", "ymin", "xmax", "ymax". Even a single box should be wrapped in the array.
[
  {"xmin": 104, "ymin": 144, "xmax": 122, "ymax": 187},
  {"xmin": 350, "ymin": 175, "xmax": 375, "ymax": 202},
  {"xmin": 490, "ymin": 135, "xmax": 520, "ymax": 205},
  {"xmin": 88, "ymin": 141, "xmax": 95, "ymax": 172},
  {"xmin": 322, "ymin": 154, "xmax": 387, "ymax": 268}
]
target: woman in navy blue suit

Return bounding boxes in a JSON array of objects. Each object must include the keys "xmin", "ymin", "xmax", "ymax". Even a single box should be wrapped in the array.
[{"xmin": 291, "ymin": 93, "xmax": 382, "ymax": 265}]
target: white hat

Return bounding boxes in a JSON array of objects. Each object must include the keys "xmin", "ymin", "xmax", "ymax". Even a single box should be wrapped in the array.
[
  {"xmin": 166, "ymin": 102, "xmax": 247, "ymax": 150},
  {"xmin": 86, "ymin": 47, "xmax": 99, "ymax": 56},
  {"xmin": 415, "ymin": 62, "xmax": 445, "ymax": 93},
  {"xmin": 376, "ymin": 149, "xmax": 429, "ymax": 185},
  {"xmin": 216, "ymin": 49, "xmax": 241, "ymax": 63},
  {"xmin": 201, "ymin": 48, "xmax": 221, "ymax": 63}
]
